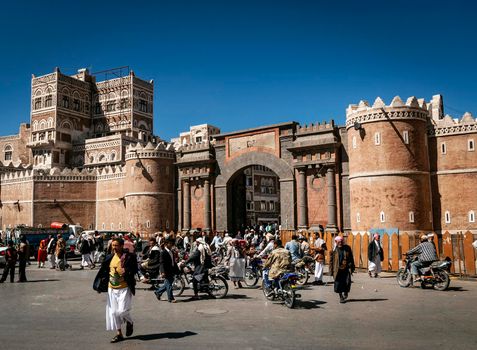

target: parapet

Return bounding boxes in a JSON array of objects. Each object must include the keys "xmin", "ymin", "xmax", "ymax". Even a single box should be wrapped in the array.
[
  {"xmin": 125, "ymin": 141, "xmax": 175, "ymax": 160},
  {"xmin": 345, "ymin": 96, "xmax": 430, "ymax": 129},
  {"xmin": 429, "ymin": 112, "xmax": 477, "ymax": 137},
  {"xmin": 296, "ymin": 120, "xmax": 335, "ymax": 134}
]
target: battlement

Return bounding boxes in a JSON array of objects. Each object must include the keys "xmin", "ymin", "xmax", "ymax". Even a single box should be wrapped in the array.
[
  {"xmin": 429, "ymin": 112, "xmax": 477, "ymax": 137},
  {"xmin": 296, "ymin": 120, "xmax": 335, "ymax": 134},
  {"xmin": 177, "ymin": 140, "xmax": 213, "ymax": 152},
  {"xmin": 125, "ymin": 141, "xmax": 175, "ymax": 160},
  {"xmin": 345, "ymin": 95, "xmax": 435, "ymax": 129}
]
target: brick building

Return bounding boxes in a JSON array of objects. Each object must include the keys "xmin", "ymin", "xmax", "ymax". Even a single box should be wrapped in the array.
[{"xmin": 0, "ymin": 67, "xmax": 475, "ymax": 237}]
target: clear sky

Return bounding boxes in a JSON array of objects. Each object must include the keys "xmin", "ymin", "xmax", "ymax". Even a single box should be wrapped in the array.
[{"xmin": 0, "ymin": 0, "xmax": 475, "ymax": 141}]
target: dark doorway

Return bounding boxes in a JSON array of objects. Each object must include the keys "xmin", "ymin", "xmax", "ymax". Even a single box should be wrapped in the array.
[{"xmin": 227, "ymin": 165, "xmax": 281, "ymax": 234}]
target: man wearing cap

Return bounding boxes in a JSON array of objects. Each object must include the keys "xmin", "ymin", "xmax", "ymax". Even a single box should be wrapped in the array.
[
  {"xmin": 367, "ymin": 234, "xmax": 384, "ymax": 278},
  {"xmin": 406, "ymin": 235, "xmax": 438, "ymax": 283},
  {"xmin": 330, "ymin": 236, "xmax": 355, "ymax": 303}
]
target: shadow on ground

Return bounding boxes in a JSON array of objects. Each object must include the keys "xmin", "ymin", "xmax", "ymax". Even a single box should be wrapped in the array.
[
  {"xmin": 294, "ymin": 299, "xmax": 327, "ymax": 310},
  {"xmin": 345, "ymin": 298, "xmax": 388, "ymax": 303},
  {"xmin": 129, "ymin": 331, "xmax": 197, "ymax": 341},
  {"xmin": 445, "ymin": 286, "xmax": 467, "ymax": 292},
  {"xmin": 22, "ymin": 279, "xmax": 61, "ymax": 283}
]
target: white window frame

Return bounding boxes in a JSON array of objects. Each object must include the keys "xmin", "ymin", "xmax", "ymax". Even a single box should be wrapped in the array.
[
  {"xmin": 102, "ymin": 223, "xmax": 106, "ymax": 229},
  {"xmin": 110, "ymin": 223, "xmax": 114, "ymax": 230},
  {"xmin": 441, "ymin": 142, "xmax": 447, "ymax": 155},
  {"xmin": 444, "ymin": 211, "xmax": 451, "ymax": 224},
  {"xmin": 469, "ymin": 211, "xmax": 475, "ymax": 223},
  {"xmin": 409, "ymin": 211, "xmax": 415, "ymax": 223},
  {"xmin": 380, "ymin": 211, "xmax": 385, "ymax": 223},
  {"xmin": 468, "ymin": 139, "xmax": 475, "ymax": 152},
  {"xmin": 403, "ymin": 130, "xmax": 409, "ymax": 144},
  {"xmin": 374, "ymin": 132, "xmax": 381, "ymax": 145},
  {"xmin": 352, "ymin": 136, "xmax": 357, "ymax": 149},
  {"xmin": 356, "ymin": 212, "xmax": 360, "ymax": 223},
  {"xmin": 118, "ymin": 222, "xmax": 122, "ymax": 229},
  {"xmin": 146, "ymin": 220, "xmax": 151, "ymax": 228}
]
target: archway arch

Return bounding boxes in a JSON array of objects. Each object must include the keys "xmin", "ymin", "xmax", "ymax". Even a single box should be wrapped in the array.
[{"xmin": 215, "ymin": 152, "xmax": 295, "ymax": 231}]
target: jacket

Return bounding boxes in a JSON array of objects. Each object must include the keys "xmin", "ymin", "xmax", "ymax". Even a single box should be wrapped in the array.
[
  {"xmin": 159, "ymin": 248, "xmax": 179, "ymax": 278},
  {"xmin": 330, "ymin": 245, "xmax": 355, "ymax": 279},
  {"xmin": 94, "ymin": 250, "xmax": 138, "ymax": 295},
  {"xmin": 368, "ymin": 240, "xmax": 384, "ymax": 262}
]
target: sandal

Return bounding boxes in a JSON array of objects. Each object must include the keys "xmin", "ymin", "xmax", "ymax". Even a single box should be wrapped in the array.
[{"xmin": 110, "ymin": 334, "xmax": 124, "ymax": 343}]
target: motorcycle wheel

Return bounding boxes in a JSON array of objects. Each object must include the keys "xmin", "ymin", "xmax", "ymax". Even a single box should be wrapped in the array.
[
  {"xmin": 433, "ymin": 270, "xmax": 450, "ymax": 291},
  {"xmin": 396, "ymin": 268, "xmax": 412, "ymax": 288},
  {"xmin": 283, "ymin": 283, "xmax": 296, "ymax": 309},
  {"xmin": 262, "ymin": 280, "xmax": 275, "ymax": 301},
  {"xmin": 172, "ymin": 276, "xmax": 186, "ymax": 297},
  {"xmin": 208, "ymin": 276, "xmax": 228, "ymax": 299},
  {"xmin": 296, "ymin": 267, "xmax": 309, "ymax": 286},
  {"xmin": 244, "ymin": 268, "xmax": 259, "ymax": 287}
]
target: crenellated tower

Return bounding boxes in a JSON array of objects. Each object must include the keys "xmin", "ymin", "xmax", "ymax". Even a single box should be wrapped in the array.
[
  {"xmin": 124, "ymin": 141, "xmax": 176, "ymax": 236},
  {"xmin": 346, "ymin": 96, "xmax": 434, "ymax": 234}
]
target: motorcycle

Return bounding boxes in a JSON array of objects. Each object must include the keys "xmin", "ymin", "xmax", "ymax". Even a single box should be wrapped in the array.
[
  {"xmin": 175, "ymin": 262, "xmax": 229, "ymax": 299},
  {"xmin": 397, "ymin": 253, "xmax": 451, "ymax": 291},
  {"xmin": 292, "ymin": 258, "xmax": 311, "ymax": 285},
  {"xmin": 261, "ymin": 269, "xmax": 301, "ymax": 308}
]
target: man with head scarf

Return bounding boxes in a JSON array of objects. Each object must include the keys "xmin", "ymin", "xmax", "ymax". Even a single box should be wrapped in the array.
[
  {"xmin": 330, "ymin": 236, "xmax": 355, "ymax": 303},
  {"xmin": 367, "ymin": 233, "xmax": 384, "ymax": 278},
  {"xmin": 406, "ymin": 234, "xmax": 438, "ymax": 283},
  {"xmin": 184, "ymin": 237, "xmax": 213, "ymax": 299}
]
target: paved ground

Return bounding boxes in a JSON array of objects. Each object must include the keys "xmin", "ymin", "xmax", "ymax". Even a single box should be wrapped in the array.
[{"xmin": 0, "ymin": 262, "xmax": 476, "ymax": 350}]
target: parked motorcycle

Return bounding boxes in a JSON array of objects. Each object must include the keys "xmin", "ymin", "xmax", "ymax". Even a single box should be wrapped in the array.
[
  {"xmin": 262, "ymin": 269, "xmax": 301, "ymax": 308},
  {"xmin": 397, "ymin": 253, "xmax": 451, "ymax": 291}
]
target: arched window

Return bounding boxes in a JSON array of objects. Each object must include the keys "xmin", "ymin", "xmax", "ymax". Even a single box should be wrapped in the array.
[
  {"xmin": 4, "ymin": 145, "xmax": 13, "ymax": 161},
  {"xmin": 110, "ymin": 152, "xmax": 116, "ymax": 161},
  {"xmin": 98, "ymin": 154, "xmax": 105, "ymax": 162},
  {"xmin": 47, "ymin": 118, "xmax": 53, "ymax": 128},
  {"xmin": 409, "ymin": 211, "xmax": 415, "ymax": 223},
  {"xmin": 39, "ymin": 120, "xmax": 46, "ymax": 130},
  {"xmin": 45, "ymin": 95, "xmax": 52, "ymax": 107},
  {"xmin": 33, "ymin": 121, "xmax": 38, "ymax": 131},
  {"xmin": 146, "ymin": 220, "xmax": 151, "ymax": 228},
  {"xmin": 380, "ymin": 211, "xmax": 386, "ymax": 223}
]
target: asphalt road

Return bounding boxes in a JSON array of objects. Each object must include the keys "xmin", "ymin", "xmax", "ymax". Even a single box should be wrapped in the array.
[{"xmin": 0, "ymin": 263, "xmax": 476, "ymax": 350}]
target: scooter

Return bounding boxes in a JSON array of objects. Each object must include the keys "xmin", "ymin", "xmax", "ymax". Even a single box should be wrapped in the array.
[
  {"xmin": 262, "ymin": 269, "xmax": 301, "ymax": 308},
  {"xmin": 397, "ymin": 253, "xmax": 451, "ymax": 291}
]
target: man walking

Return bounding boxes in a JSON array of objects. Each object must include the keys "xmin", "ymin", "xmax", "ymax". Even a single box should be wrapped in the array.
[
  {"xmin": 368, "ymin": 234, "xmax": 384, "ymax": 278},
  {"xmin": 0, "ymin": 240, "xmax": 17, "ymax": 283},
  {"xmin": 17, "ymin": 235, "xmax": 29, "ymax": 282},
  {"xmin": 154, "ymin": 238, "xmax": 179, "ymax": 302},
  {"xmin": 312, "ymin": 232, "xmax": 327, "ymax": 285},
  {"xmin": 46, "ymin": 235, "xmax": 56, "ymax": 269},
  {"xmin": 330, "ymin": 236, "xmax": 355, "ymax": 303},
  {"xmin": 96, "ymin": 238, "xmax": 138, "ymax": 343}
]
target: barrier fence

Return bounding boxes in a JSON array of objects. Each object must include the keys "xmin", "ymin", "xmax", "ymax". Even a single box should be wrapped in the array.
[{"xmin": 280, "ymin": 230, "xmax": 477, "ymax": 278}]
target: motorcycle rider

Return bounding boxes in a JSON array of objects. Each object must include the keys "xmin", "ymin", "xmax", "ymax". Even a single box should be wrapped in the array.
[
  {"xmin": 284, "ymin": 235, "xmax": 303, "ymax": 262},
  {"xmin": 264, "ymin": 239, "xmax": 292, "ymax": 292},
  {"xmin": 406, "ymin": 235, "xmax": 438, "ymax": 283}
]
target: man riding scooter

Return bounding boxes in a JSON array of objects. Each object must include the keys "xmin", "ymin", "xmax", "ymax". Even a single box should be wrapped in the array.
[
  {"xmin": 406, "ymin": 234, "xmax": 438, "ymax": 283},
  {"xmin": 263, "ymin": 239, "xmax": 292, "ymax": 293}
]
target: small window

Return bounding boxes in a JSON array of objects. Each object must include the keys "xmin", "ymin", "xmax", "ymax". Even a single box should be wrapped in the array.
[
  {"xmin": 62, "ymin": 96, "xmax": 69, "ymax": 108},
  {"xmin": 374, "ymin": 132, "xmax": 381, "ymax": 145},
  {"xmin": 469, "ymin": 211, "xmax": 475, "ymax": 223},
  {"xmin": 110, "ymin": 223, "xmax": 114, "ymax": 230},
  {"xmin": 102, "ymin": 223, "xmax": 106, "ymax": 229},
  {"xmin": 38, "ymin": 224, "xmax": 43, "ymax": 228},
  {"xmin": 468, "ymin": 139, "xmax": 475, "ymax": 152},
  {"xmin": 380, "ymin": 211, "xmax": 385, "ymax": 223},
  {"xmin": 195, "ymin": 136, "xmax": 202, "ymax": 143},
  {"xmin": 356, "ymin": 212, "xmax": 360, "ymax": 223},
  {"xmin": 34, "ymin": 98, "xmax": 42, "ymax": 110},
  {"xmin": 146, "ymin": 220, "xmax": 151, "ymax": 228},
  {"xmin": 95, "ymin": 103, "xmax": 101, "ymax": 114},
  {"xmin": 444, "ymin": 211, "xmax": 451, "ymax": 224},
  {"xmin": 73, "ymin": 99, "xmax": 80, "ymax": 111},
  {"xmin": 106, "ymin": 102, "xmax": 115, "ymax": 112},
  {"xmin": 352, "ymin": 136, "xmax": 357, "ymax": 149},
  {"xmin": 45, "ymin": 95, "xmax": 52, "ymax": 107},
  {"xmin": 4, "ymin": 145, "xmax": 13, "ymax": 161},
  {"xmin": 139, "ymin": 99, "xmax": 147, "ymax": 112},
  {"xmin": 403, "ymin": 130, "xmax": 409, "ymax": 144},
  {"xmin": 269, "ymin": 201, "xmax": 274, "ymax": 211},
  {"xmin": 441, "ymin": 142, "xmax": 446, "ymax": 155},
  {"xmin": 118, "ymin": 222, "xmax": 122, "ymax": 229},
  {"xmin": 409, "ymin": 211, "xmax": 415, "ymax": 223},
  {"xmin": 120, "ymin": 98, "xmax": 127, "ymax": 109},
  {"xmin": 261, "ymin": 201, "xmax": 266, "ymax": 211}
]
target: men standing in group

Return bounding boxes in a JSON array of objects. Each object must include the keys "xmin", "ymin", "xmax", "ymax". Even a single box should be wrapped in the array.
[
  {"xmin": 330, "ymin": 236, "xmax": 355, "ymax": 303},
  {"xmin": 96, "ymin": 238, "xmax": 137, "ymax": 343},
  {"xmin": 154, "ymin": 237, "xmax": 179, "ymax": 303},
  {"xmin": 312, "ymin": 232, "xmax": 327, "ymax": 285},
  {"xmin": 368, "ymin": 234, "xmax": 384, "ymax": 278},
  {"xmin": 0, "ymin": 240, "xmax": 17, "ymax": 283}
]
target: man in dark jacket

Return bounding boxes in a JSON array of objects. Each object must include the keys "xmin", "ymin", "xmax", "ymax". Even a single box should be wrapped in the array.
[
  {"xmin": 17, "ymin": 235, "xmax": 29, "ymax": 282},
  {"xmin": 0, "ymin": 240, "xmax": 17, "ymax": 283},
  {"xmin": 367, "ymin": 234, "xmax": 384, "ymax": 278},
  {"xmin": 330, "ymin": 236, "xmax": 355, "ymax": 304},
  {"xmin": 154, "ymin": 238, "xmax": 179, "ymax": 302},
  {"xmin": 94, "ymin": 238, "xmax": 138, "ymax": 343}
]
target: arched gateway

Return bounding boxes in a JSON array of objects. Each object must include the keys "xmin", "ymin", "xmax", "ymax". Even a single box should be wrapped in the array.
[{"xmin": 175, "ymin": 121, "xmax": 346, "ymax": 233}]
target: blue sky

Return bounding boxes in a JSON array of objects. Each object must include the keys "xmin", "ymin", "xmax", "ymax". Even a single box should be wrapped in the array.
[{"xmin": 0, "ymin": 0, "xmax": 475, "ymax": 141}]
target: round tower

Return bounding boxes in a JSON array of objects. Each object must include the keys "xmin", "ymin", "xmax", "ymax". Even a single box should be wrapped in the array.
[
  {"xmin": 346, "ymin": 96, "xmax": 433, "ymax": 234},
  {"xmin": 124, "ymin": 141, "xmax": 175, "ymax": 238}
]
